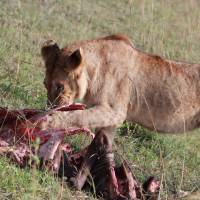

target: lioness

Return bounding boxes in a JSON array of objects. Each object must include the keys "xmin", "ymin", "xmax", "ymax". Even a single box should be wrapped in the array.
[
  {"xmin": 42, "ymin": 34, "xmax": 200, "ymax": 133},
  {"xmin": 41, "ymin": 34, "xmax": 200, "ymax": 191}
]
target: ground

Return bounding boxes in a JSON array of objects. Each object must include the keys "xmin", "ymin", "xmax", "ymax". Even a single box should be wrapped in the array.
[{"xmin": 0, "ymin": 0, "xmax": 200, "ymax": 199}]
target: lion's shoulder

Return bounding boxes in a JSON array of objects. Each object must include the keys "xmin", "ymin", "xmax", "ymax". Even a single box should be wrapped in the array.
[{"xmin": 102, "ymin": 34, "xmax": 134, "ymax": 47}]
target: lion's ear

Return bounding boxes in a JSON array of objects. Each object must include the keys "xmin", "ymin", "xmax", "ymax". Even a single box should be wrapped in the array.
[
  {"xmin": 65, "ymin": 48, "xmax": 83, "ymax": 72},
  {"xmin": 41, "ymin": 40, "xmax": 60, "ymax": 68}
]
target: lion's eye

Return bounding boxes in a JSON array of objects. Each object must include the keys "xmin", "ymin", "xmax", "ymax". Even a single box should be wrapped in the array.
[{"xmin": 56, "ymin": 83, "xmax": 64, "ymax": 92}]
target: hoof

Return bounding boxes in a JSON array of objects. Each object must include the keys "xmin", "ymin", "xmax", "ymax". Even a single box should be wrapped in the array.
[{"xmin": 69, "ymin": 177, "xmax": 84, "ymax": 190}]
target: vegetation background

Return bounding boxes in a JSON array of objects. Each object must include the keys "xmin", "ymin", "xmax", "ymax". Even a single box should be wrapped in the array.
[{"xmin": 0, "ymin": 0, "xmax": 200, "ymax": 199}]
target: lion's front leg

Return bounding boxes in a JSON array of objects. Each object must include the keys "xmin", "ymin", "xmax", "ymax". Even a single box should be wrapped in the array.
[{"xmin": 42, "ymin": 105, "xmax": 127, "ymax": 129}]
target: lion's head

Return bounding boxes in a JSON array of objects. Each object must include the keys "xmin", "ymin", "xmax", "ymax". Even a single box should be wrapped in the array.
[{"xmin": 41, "ymin": 40, "xmax": 87, "ymax": 107}]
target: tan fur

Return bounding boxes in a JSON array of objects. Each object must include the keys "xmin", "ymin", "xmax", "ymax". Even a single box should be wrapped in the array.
[{"xmin": 42, "ymin": 34, "xmax": 200, "ymax": 133}]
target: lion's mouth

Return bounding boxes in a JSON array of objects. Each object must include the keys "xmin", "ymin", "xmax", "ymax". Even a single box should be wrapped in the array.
[{"xmin": 47, "ymin": 96, "xmax": 74, "ymax": 108}]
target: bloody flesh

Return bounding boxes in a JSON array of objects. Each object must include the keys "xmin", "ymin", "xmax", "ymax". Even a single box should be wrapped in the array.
[{"xmin": 0, "ymin": 104, "xmax": 159, "ymax": 200}]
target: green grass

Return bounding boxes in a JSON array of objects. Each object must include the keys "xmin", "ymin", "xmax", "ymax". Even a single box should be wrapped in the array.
[
  {"xmin": 1, "ymin": 0, "xmax": 200, "ymax": 199},
  {"xmin": 0, "ymin": 157, "xmax": 71, "ymax": 200}
]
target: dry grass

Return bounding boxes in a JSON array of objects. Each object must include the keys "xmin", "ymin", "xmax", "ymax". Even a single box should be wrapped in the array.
[{"xmin": 0, "ymin": 0, "xmax": 200, "ymax": 199}]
